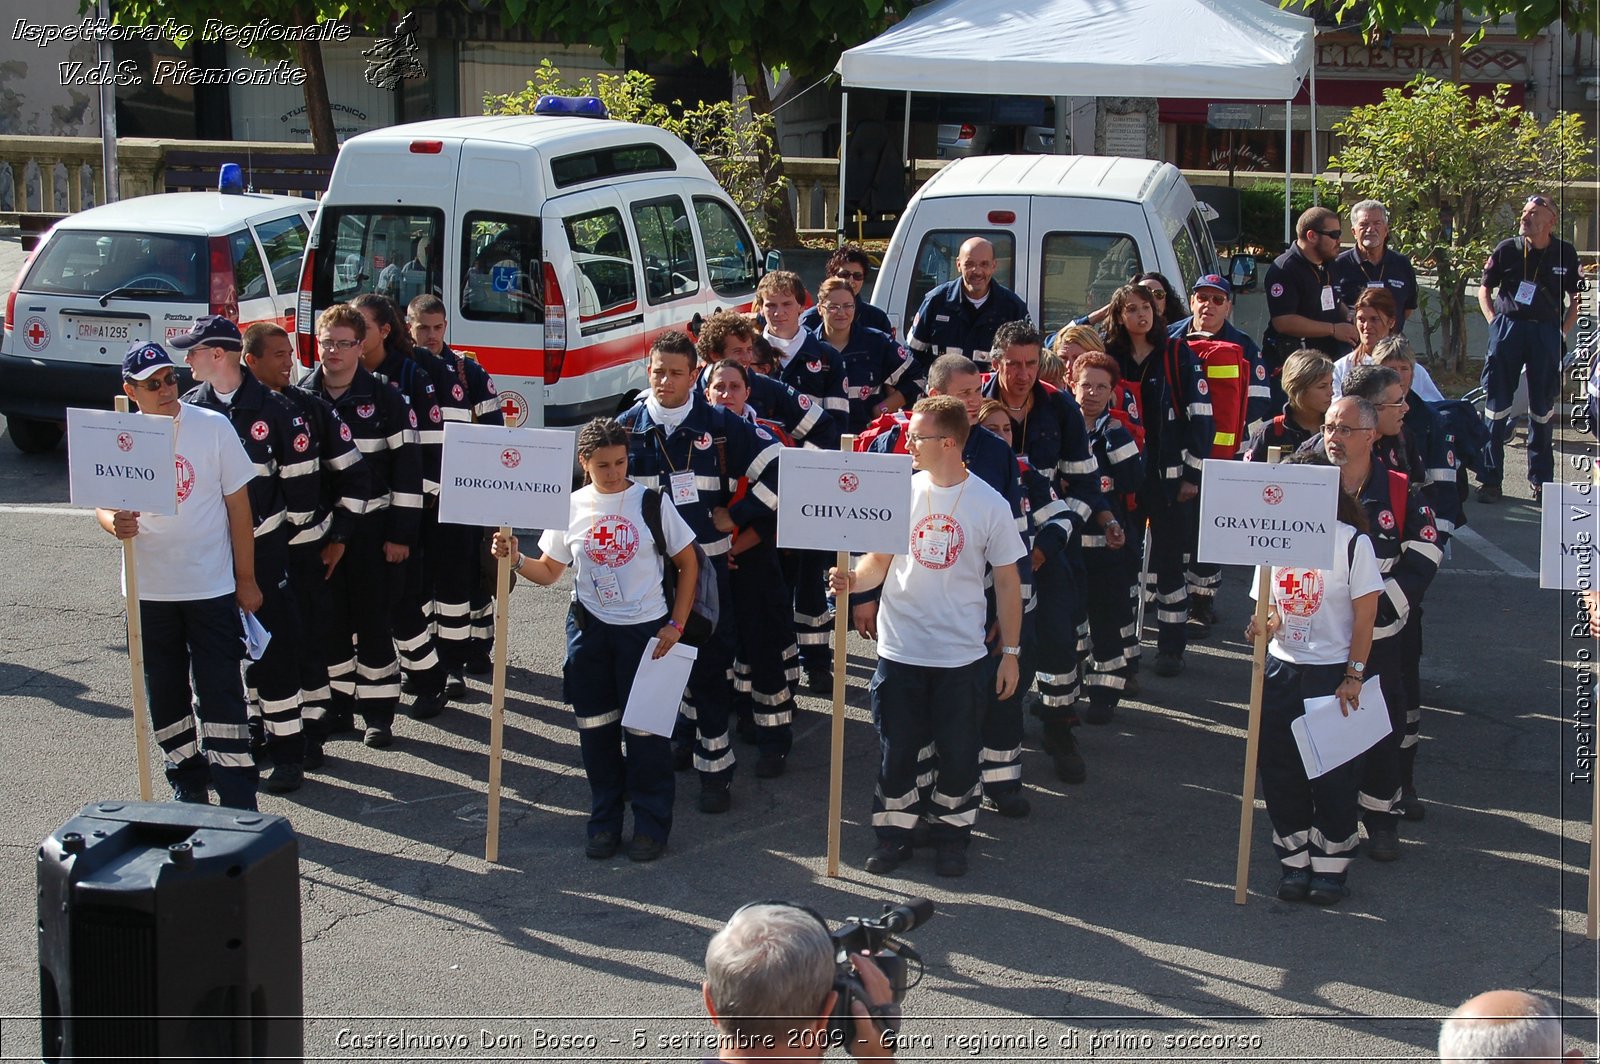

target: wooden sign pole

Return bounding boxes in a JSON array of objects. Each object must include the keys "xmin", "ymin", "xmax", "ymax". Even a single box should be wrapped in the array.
[
  {"xmin": 1589, "ymin": 749, "xmax": 1598, "ymax": 939},
  {"xmin": 113, "ymin": 395, "xmax": 155, "ymax": 802},
  {"xmin": 1234, "ymin": 446, "xmax": 1281, "ymax": 904},
  {"xmin": 484, "ymin": 525, "xmax": 513, "ymax": 864},
  {"xmin": 825, "ymin": 433, "xmax": 857, "ymax": 878}
]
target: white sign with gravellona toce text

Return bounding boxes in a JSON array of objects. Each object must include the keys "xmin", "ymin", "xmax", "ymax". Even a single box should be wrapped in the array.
[
  {"xmin": 1196, "ymin": 459, "xmax": 1339, "ymax": 569},
  {"xmin": 439, "ymin": 423, "xmax": 574, "ymax": 529},
  {"xmin": 777, "ymin": 448, "xmax": 913, "ymax": 554},
  {"xmin": 67, "ymin": 407, "xmax": 178, "ymax": 516}
]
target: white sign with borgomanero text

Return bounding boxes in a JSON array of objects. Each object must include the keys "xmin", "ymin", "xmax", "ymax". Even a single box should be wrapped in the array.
[
  {"xmin": 777, "ymin": 448, "xmax": 913, "ymax": 555},
  {"xmin": 439, "ymin": 423, "xmax": 574, "ymax": 529},
  {"xmin": 67, "ymin": 408, "xmax": 178, "ymax": 516},
  {"xmin": 1196, "ymin": 459, "xmax": 1340, "ymax": 569}
]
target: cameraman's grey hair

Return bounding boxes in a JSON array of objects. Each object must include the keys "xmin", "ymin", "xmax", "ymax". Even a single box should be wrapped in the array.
[
  {"xmin": 1439, "ymin": 992, "xmax": 1563, "ymax": 1063},
  {"xmin": 1372, "ymin": 334, "xmax": 1415, "ymax": 366},
  {"xmin": 706, "ymin": 904, "xmax": 835, "ymax": 1042}
]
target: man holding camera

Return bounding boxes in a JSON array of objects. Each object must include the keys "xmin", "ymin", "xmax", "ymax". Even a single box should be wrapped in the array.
[{"xmin": 703, "ymin": 903, "xmax": 898, "ymax": 1063}]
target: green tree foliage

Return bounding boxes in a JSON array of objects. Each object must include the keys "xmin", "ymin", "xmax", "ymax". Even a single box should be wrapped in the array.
[
  {"xmin": 1288, "ymin": 0, "xmax": 1587, "ymax": 43},
  {"xmin": 485, "ymin": 61, "xmax": 788, "ymax": 243},
  {"xmin": 1325, "ymin": 75, "xmax": 1594, "ymax": 372}
]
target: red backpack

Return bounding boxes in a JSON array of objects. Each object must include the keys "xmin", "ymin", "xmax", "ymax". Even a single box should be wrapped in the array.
[
  {"xmin": 1107, "ymin": 381, "xmax": 1147, "ymax": 452},
  {"xmin": 1182, "ymin": 334, "xmax": 1250, "ymax": 459}
]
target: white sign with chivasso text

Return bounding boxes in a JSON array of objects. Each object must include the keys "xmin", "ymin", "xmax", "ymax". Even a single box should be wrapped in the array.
[
  {"xmin": 777, "ymin": 448, "xmax": 913, "ymax": 554},
  {"xmin": 439, "ymin": 423, "xmax": 574, "ymax": 529},
  {"xmin": 1196, "ymin": 459, "xmax": 1339, "ymax": 569},
  {"xmin": 67, "ymin": 408, "xmax": 178, "ymax": 516}
]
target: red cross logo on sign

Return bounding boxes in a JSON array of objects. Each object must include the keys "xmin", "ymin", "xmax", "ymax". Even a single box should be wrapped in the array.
[
  {"xmin": 501, "ymin": 448, "xmax": 521, "ymax": 469},
  {"xmin": 838, "ymin": 473, "xmax": 860, "ymax": 493},
  {"xmin": 1262, "ymin": 485, "xmax": 1284, "ymax": 505},
  {"xmin": 116, "ymin": 432, "xmax": 133, "ymax": 452},
  {"xmin": 23, "ymin": 317, "xmax": 48, "ymax": 351}
]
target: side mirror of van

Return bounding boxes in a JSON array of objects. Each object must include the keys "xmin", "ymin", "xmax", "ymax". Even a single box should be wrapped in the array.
[
  {"xmin": 764, "ymin": 249, "xmax": 784, "ymax": 274},
  {"xmin": 1228, "ymin": 252, "xmax": 1257, "ymax": 293}
]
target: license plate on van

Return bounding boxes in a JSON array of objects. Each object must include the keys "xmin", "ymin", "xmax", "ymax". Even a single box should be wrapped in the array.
[{"xmin": 65, "ymin": 315, "xmax": 147, "ymax": 344}]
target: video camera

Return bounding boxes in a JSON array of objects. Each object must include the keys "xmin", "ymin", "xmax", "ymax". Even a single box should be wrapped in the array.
[{"xmin": 826, "ymin": 897, "xmax": 934, "ymax": 1044}]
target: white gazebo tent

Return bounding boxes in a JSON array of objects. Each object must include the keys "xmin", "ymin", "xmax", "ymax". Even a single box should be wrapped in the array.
[{"xmin": 834, "ymin": 0, "xmax": 1318, "ymax": 240}]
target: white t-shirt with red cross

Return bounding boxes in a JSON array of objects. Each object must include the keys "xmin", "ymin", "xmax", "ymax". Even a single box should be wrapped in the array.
[
  {"xmin": 878, "ymin": 470, "xmax": 1027, "ymax": 668},
  {"xmin": 539, "ymin": 482, "xmax": 696, "ymax": 625},
  {"xmin": 1252, "ymin": 524, "xmax": 1385, "ymax": 666},
  {"xmin": 128, "ymin": 402, "xmax": 256, "ymax": 602}
]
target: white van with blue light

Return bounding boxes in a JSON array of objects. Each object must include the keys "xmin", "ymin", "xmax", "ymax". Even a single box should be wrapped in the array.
[{"xmin": 299, "ymin": 96, "xmax": 763, "ymax": 429}]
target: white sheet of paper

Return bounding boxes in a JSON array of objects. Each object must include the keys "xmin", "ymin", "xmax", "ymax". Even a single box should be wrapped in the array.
[
  {"xmin": 240, "ymin": 609, "xmax": 271, "ymax": 662},
  {"xmin": 622, "ymin": 638, "xmax": 699, "ymax": 737},
  {"xmin": 1290, "ymin": 677, "xmax": 1390, "ymax": 778},
  {"xmin": 1538, "ymin": 481, "xmax": 1597, "ymax": 590}
]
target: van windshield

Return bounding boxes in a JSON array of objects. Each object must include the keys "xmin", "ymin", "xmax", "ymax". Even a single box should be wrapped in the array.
[
  {"xmin": 25, "ymin": 231, "xmax": 207, "ymax": 301},
  {"xmin": 1039, "ymin": 232, "xmax": 1142, "ymax": 333},
  {"xmin": 313, "ymin": 207, "xmax": 444, "ymax": 311}
]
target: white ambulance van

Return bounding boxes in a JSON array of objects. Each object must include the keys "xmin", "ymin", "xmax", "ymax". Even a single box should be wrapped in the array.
[
  {"xmin": 299, "ymin": 100, "xmax": 763, "ymax": 428},
  {"xmin": 872, "ymin": 154, "xmax": 1221, "ymax": 337}
]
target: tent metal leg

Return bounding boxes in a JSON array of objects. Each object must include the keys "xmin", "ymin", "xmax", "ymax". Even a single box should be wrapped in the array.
[{"xmin": 837, "ymin": 91, "xmax": 850, "ymax": 239}]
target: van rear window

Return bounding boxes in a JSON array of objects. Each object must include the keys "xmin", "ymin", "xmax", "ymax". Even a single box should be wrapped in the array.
[
  {"xmin": 313, "ymin": 208, "xmax": 444, "ymax": 311},
  {"xmin": 550, "ymin": 144, "xmax": 676, "ymax": 189},
  {"xmin": 902, "ymin": 230, "xmax": 1015, "ymax": 327},
  {"xmin": 1039, "ymin": 232, "xmax": 1142, "ymax": 333},
  {"xmin": 462, "ymin": 213, "xmax": 543, "ymax": 324},
  {"xmin": 25, "ymin": 231, "xmax": 207, "ymax": 302}
]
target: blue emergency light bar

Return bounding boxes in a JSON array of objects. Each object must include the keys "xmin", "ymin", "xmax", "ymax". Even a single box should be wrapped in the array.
[
  {"xmin": 532, "ymin": 95, "xmax": 609, "ymax": 119},
  {"xmin": 219, "ymin": 163, "xmax": 245, "ymax": 194}
]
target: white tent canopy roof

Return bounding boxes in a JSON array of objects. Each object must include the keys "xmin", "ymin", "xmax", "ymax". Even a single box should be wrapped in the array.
[{"xmin": 835, "ymin": 0, "xmax": 1314, "ymax": 101}]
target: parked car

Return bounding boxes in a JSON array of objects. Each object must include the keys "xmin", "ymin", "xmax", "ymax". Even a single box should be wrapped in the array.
[
  {"xmin": 1, "ymin": 188, "xmax": 316, "ymax": 452},
  {"xmin": 936, "ymin": 122, "xmax": 1062, "ymax": 159}
]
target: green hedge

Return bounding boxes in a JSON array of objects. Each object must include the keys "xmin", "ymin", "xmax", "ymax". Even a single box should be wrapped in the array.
[{"xmin": 1235, "ymin": 180, "xmax": 1319, "ymax": 253}]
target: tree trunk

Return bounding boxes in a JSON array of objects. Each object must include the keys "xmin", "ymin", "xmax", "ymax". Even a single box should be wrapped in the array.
[
  {"xmin": 296, "ymin": 37, "xmax": 338, "ymax": 156},
  {"xmin": 744, "ymin": 56, "xmax": 799, "ymax": 249},
  {"xmin": 1439, "ymin": 261, "xmax": 1469, "ymax": 375}
]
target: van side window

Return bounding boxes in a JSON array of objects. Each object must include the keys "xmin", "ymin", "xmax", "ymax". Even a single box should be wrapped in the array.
[
  {"xmin": 1187, "ymin": 207, "xmax": 1220, "ymax": 279},
  {"xmin": 313, "ymin": 208, "xmax": 442, "ymax": 310},
  {"xmin": 903, "ymin": 230, "xmax": 1015, "ymax": 327},
  {"xmin": 693, "ymin": 197, "xmax": 757, "ymax": 297},
  {"xmin": 229, "ymin": 229, "xmax": 269, "ymax": 302},
  {"xmin": 631, "ymin": 197, "xmax": 700, "ymax": 304},
  {"xmin": 461, "ymin": 212, "xmax": 543, "ymax": 324},
  {"xmin": 254, "ymin": 215, "xmax": 309, "ymax": 298},
  {"xmin": 563, "ymin": 207, "xmax": 639, "ymax": 321},
  {"xmin": 1039, "ymin": 233, "xmax": 1142, "ymax": 332},
  {"xmin": 1170, "ymin": 223, "xmax": 1201, "ymax": 297}
]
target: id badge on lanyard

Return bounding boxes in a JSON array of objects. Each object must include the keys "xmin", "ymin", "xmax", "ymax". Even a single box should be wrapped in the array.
[
  {"xmin": 592, "ymin": 567, "xmax": 623, "ymax": 606},
  {"xmin": 918, "ymin": 528, "xmax": 951, "ymax": 566},
  {"xmin": 1514, "ymin": 280, "xmax": 1537, "ymax": 306},
  {"xmin": 670, "ymin": 470, "xmax": 698, "ymax": 506},
  {"xmin": 1320, "ymin": 286, "xmax": 1336, "ymax": 312}
]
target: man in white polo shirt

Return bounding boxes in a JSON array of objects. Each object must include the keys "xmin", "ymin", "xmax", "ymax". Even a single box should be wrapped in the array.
[
  {"xmin": 830, "ymin": 395, "xmax": 1026, "ymax": 878},
  {"xmin": 97, "ymin": 342, "xmax": 261, "ymax": 809}
]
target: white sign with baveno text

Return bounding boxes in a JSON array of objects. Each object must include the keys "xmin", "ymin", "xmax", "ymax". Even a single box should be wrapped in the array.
[
  {"xmin": 777, "ymin": 448, "xmax": 913, "ymax": 554},
  {"xmin": 439, "ymin": 423, "xmax": 574, "ymax": 529},
  {"xmin": 1196, "ymin": 459, "xmax": 1339, "ymax": 569},
  {"xmin": 67, "ymin": 408, "xmax": 178, "ymax": 516}
]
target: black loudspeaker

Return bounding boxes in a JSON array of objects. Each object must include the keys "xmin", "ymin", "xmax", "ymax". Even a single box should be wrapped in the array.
[{"xmin": 37, "ymin": 801, "xmax": 302, "ymax": 1062}]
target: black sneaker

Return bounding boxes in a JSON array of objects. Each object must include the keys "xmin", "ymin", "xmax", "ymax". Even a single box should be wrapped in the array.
[
  {"xmin": 172, "ymin": 785, "xmax": 211, "ymax": 805},
  {"xmin": 934, "ymin": 842, "xmax": 968, "ymax": 877},
  {"xmin": 408, "ymin": 691, "xmax": 446, "ymax": 721},
  {"xmin": 444, "ymin": 669, "xmax": 468, "ymax": 700},
  {"xmin": 1084, "ymin": 701, "xmax": 1115, "ymax": 725},
  {"xmin": 1152, "ymin": 652, "xmax": 1184, "ymax": 677},
  {"xmin": 984, "ymin": 791, "xmax": 1031, "ymax": 818},
  {"xmin": 1043, "ymin": 728, "xmax": 1087, "ymax": 785},
  {"xmin": 326, "ymin": 711, "xmax": 356, "ymax": 735},
  {"xmin": 263, "ymin": 764, "xmax": 304, "ymax": 794},
  {"xmin": 1477, "ymin": 484, "xmax": 1503, "ymax": 504},
  {"xmin": 698, "ymin": 786, "xmax": 732, "ymax": 814},
  {"xmin": 864, "ymin": 841, "xmax": 912, "ymax": 875},
  {"xmin": 363, "ymin": 725, "xmax": 393, "ymax": 749},
  {"xmin": 303, "ymin": 743, "xmax": 325, "ymax": 771},
  {"xmin": 626, "ymin": 835, "xmax": 665, "ymax": 862},
  {"xmin": 585, "ymin": 831, "xmax": 621, "ymax": 859},
  {"xmin": 1530, "ymin": 483, "xmax": 1543, "ymax": 503},
  {"xmin": 1123, "ymin": 673, "xmax": 1141, "ymax": 698},
  {"xmin": 754, "ymin": 753, "xmax": 787, "ymax": 779},
  {"xmin": 401, "ymin": 674, "xmax": 420, "ymax": 696},
  {"xmin": 804, "ymin": 668, "xmax": 834, "ymax": 695},
  {"xmin": 1366, "ymin": 828, "xmax": 1400, "ymax": 862},
  {"xmin": 463, "ymin": 652, "xmax": 493, "ymax": 675},
  {"xmin": 1277, "ymin": 868, "xmax": 1311, "ymax": 901},
  {"xmin": 1307, "ymin": 876, "xmax": 1349, "ymax": 905},
  {"xmin": 1398, "ymin": 789, "xmax": 1426, "ymax": 822}
]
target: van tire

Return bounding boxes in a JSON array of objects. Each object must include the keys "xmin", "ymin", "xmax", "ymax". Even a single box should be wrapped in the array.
[{"xmin": 6, "ymin": 416, "xmax": 64, "ymax": 454}]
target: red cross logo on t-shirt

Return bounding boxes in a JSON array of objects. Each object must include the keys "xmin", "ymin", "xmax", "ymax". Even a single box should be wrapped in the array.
[{"xmin": 1277, "ymin": 570, "xmax": 1301, "ymax": 598}]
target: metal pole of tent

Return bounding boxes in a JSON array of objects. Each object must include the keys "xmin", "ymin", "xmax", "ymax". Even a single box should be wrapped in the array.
[
  {"xmin": 837, "ymin": 91, "xmax": 850, "ymax": 240},
  {"xmin": 1283, "ymin": 99, "xmax": 1292, "ymax": 247},
  {"xmin": 97, "ymin": 0, "xmax": 119, "ymax": 204},
  {"xmin": 903, "ymin": 91, "xmax": 912, "ymax": 171},
  {"xmin": 1055, "ymin": 96, "xmax": 1069, "ymax": 154},
  {"xmin": 1309, "ymin": 46, "xmax": 1319, "ymax": 205}
]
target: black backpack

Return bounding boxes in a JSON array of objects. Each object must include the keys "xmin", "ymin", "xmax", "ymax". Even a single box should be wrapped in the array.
[{"xmin": 640, "ymin": 488, "xmax": 720, "ymax": 647}]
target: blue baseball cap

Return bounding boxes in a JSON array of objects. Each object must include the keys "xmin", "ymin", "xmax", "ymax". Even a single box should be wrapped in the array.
[
  {"xmin": 1191, "ymin": 274, "xmax": 1232, "ymax": 297},
  {"xmin": 169, "ymin": 314, "xmax": 243, "ymax": 350},
  {"xmin": 122, "ymin": 341, "xmax": 176, "ymax": 380}
]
